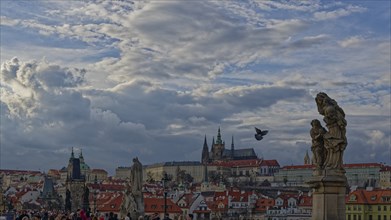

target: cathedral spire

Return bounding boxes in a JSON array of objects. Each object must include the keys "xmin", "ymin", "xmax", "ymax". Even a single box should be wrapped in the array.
[
  {"xmin": 304, "ymin": 150, "xmax": 310, "ymax": 165},
  {"xmin": 216, "ymin": 127, "xmax": 222, "ymax": 144},
  {"xmin": 79, "ymin": 149, "xmax": 84, "ymax": 163},
  {"xmin": 231, "ymin": 135, "xmax": 235, "ymax": 158},
  {"xmin": 69, "ymin": 147, "xmax": 75, "ymax": 163},
  {"xmin": 201, "ymin": 135, "xmax": 209, "ymax": 164}
]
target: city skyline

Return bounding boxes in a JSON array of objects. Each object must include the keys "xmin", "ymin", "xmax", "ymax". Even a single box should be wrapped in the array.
[{"xmin": 1, "ymin": 1, "xmax": 390, "ymax": 174}]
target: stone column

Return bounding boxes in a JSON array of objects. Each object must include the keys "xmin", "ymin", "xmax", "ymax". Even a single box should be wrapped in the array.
[{"xmin": 307, "ymin": 174, "xmax": 347, "ymax": 220}]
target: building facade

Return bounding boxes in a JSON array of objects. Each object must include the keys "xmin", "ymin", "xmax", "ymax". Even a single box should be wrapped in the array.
[
  {"xmin": 259, "ymin": 160, "xmax": 280, "ymax": 176},
  {"xmin": 380, "ymin": 166, "xmax": 391, "ymax": 189},
  {"xmin": 274, "ymin": 163, "xmax": 386, "ymax": 187},
  {"xmin": 346, "ymin": 189, "xmax": 391, "ymax": 220},
  {"xmin": 145, "ymin": 161, "xmax": 205, "ymax": 183}
]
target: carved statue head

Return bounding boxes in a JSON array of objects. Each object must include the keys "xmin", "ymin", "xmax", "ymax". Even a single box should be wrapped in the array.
[
  {"xmin": 311, "ymin": 119, "xmax": 321, "ymax": 127},
  {"xmin": 315, "ymin": 92, "xmax": 330, "ymax": 115}
]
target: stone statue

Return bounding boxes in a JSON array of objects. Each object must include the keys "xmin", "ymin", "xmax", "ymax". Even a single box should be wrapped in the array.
[
  {"xmin": 131, "ymin": 157, "xmax": 143, "ymax": 195},
  {"xmin": 119, "ymin": 182, "xmax": 137, "ymax": 218},
  {"xmin": 310, "ymin": 119, "xmax": 326, "ymax": 169},
  {"xmin": 120, "ymin": 157, "xmax": 144, "ymax": 219},
  {"xmin": 314, "ymin": 92, "xmax": 347, "ymax": 172},
  {"xmin": 65, "ymin": 189, "xmax": 72, "ymax": 212},
  {"xmin": 82, "ymin": 185, "xmax": 90, "ymax": 211}
]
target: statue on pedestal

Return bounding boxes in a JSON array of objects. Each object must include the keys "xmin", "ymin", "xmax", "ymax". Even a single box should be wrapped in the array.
[
  {"xmin": 308, "ymin": 92, "xmax": 348, "ymax": 220},
  {"xmin": 120, "ymin": 182, "xmax": 137, "ymax": 218},
  {"xmin": 313, "ymin": 92, "xmax": 347, "ymax": 173},
  {"xmin": 120, "ymin": 157, "xmax": 144, "ymax": 219},
  {"xmin": 131, "ymin": 157, "xmax": 143, "ymax": 196}
]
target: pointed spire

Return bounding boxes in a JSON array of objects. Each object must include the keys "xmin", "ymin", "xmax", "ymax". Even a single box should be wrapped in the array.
[
  {"xmin": 79, "ymin": 148, "xmax": 85, "ymax": 164},
  {"xmin": 202, "ymin": 135, "xmax": 209, "ymax": 164},
  {"xmin": 69, "ymin": 147, "xmax": 75, "ymax": 163},
  {"xmin": 231, "ymin": 135, "xmax": 235, "ymax": 158},
  {"xmin": 304, "ymin": 150, "xmax": 310, "ymax": 165},
  {"xmin": 216, "ymin": 127, "xmax": 222, "ymax": 144},
  {"xmin": 212, "ymin": 136, "xmax": 215, "ymax": 145},
  {"xmin": 203, "ymin": 135, "xmax": 208, "ymax": 148}
]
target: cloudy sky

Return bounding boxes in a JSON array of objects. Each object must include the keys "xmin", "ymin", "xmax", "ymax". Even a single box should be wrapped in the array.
[{"xmin": 1, "ymin": 0, "xmax": 390, "ymax": 174}]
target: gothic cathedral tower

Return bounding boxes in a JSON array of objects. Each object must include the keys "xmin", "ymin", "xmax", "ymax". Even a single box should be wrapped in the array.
[
  {"xmin": 211, "ymin": 127, "xmax": 225, "ymax": 160},
  {"xmin": 65, "ymin": 148, "xmax": 86, "ymax": 212}
]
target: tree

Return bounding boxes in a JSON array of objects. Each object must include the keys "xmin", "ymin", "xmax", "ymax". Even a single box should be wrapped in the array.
[
  {"xmin": 146, "ymin": 171, "xmax": 155, "ymax": 184},
  {"xmin": 183, "ymin": 173, "xmax": 194, "ymax": 184}
]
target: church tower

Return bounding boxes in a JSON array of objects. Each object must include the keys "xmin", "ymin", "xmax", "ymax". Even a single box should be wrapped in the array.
[
  {"xmin": 304, "ymin": 150, "xmax": 311, "ymax": 165},
  {"xmin": 211, "ymin": 127, "xmax": 225, "ymax": 160},
  {"xmin": 79, "ymin": 149, "xmax": 84, "ymax": 164},
  {"xmin": 201, "ymin": 135, "xmax": 209, "ymax": 164},
  {"xmin": 66, "ymin": 148, "xmax": 86, "ymax": 212}
]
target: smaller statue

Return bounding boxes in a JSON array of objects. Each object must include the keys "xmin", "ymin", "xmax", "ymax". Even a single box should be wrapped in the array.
[
  {"xmin": 120, "ymin": 157, "xmax": 144, "ymax": 219},
  {"xmin": 310, "ymin": 119, "xmax": 326, "ymax": 169},
  {"xmin": 131, "ymin": 157, "xmax": 143, "ymax": 195},
  {"xmin": 120, "ymin": 182, "xmax": 137, "ymax": 219},
  {"xmin": 65, "ymin": 189, "xmax": 72, "ymax": 212},
  {"xmin": 82, "ymin": 185, "xmax": 90, "ymax": 211}
]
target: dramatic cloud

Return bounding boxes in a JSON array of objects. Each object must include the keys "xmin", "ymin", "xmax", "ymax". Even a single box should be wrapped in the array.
[
  {"xmin": 1, "ymin": 0, "xmax": 390, "ymax": 173},
  {"xmin": 313, "ymin": 5, "xmax": 366, "ymax": 21}
]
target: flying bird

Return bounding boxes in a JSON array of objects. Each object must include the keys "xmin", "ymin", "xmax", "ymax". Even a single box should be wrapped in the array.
[{"xmin": 254, "ymin": 127, "xmax": 268, "ymax": 141}]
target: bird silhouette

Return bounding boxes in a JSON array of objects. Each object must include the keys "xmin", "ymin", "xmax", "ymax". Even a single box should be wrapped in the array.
[{"xmin": 254, "ymin": 127, "xmax": 268, "ymax": 141}]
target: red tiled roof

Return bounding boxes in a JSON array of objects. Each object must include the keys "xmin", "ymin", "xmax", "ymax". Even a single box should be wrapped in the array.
[
  {"xmin": 275, "ymin": 193, "xmax": 300, "ymax": 207},
  {"xmin": 254, "ymin": 197, "xmax": 274, "ymax": 212},
  {"xmin": 0, "ymin": 169, "xmax": 41, "ymax": 175},
  {"xmin": 177, "ymin": 193, "xmax": 196, "ymax": 208},
  {"xmin": 260, "ymin": 160, "xmax": 280, "ymax": 167},
  {"xmin": 298, "ymin": 195, "xmax": 312, "ymax": 207},
  {"xmin": 144, "ymin": 197, "xmax": 182, "ymax": 213},
  {"xmin": 88, "ymin": 183, "xmax": 126, "ymax": 191},
  {"xmin": 95, "ymin": 192, "xmax": 123, "ymax": 213},
  {"xmin": 343, "ymin": 163, "xmax": 382, "ymax": 168},
  {"xmin": 346, "ymin": 189, "xmax": 391, "ymax": 205},
  {"xmin": 206, "ymin": 200, "xmax": 227, "ymax": 212}
]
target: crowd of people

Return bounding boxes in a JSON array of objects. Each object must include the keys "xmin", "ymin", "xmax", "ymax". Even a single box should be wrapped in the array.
[
  {"xmin": 1, "ymin": 210, "xmax": 194, "ymax": 220},
  {"xmin": 1, "ymin": 209, "xmax": 109, "ymax": 220}
]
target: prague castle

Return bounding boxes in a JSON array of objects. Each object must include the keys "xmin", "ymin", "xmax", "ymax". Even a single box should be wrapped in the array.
[{"xmin": 201, "ymin": 127, "xmax": 258, "ymax": 164}]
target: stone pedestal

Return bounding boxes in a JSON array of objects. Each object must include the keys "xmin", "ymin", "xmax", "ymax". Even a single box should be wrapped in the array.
[{"xmin": 307, "ymin": 173, "xmax": 347, "ymax": 220}]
